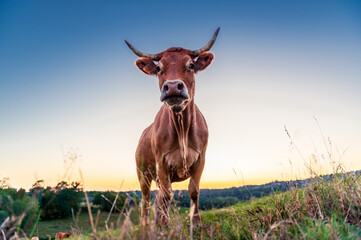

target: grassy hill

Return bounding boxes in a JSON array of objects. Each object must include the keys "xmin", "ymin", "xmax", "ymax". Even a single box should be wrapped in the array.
[{"xmin": 64, "ymin": 171, "xmax": 361, "ymax": 240}]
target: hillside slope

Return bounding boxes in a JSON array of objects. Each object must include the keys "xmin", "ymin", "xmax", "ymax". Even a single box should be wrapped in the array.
[{"xmin": 69, "ymin": 172, "xmax": 361, "ymax": 239}]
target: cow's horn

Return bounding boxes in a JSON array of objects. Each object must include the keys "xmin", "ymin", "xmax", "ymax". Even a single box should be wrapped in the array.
[
  {"xmin": 124, "ymin": 40, "xmax": 161, "ymax": 61},
  {"xmin": 192, "ymin": 27, "xmax": 220, "ymax": 57}
]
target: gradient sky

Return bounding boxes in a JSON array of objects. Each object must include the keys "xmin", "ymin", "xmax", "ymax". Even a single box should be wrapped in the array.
[{"xmin": 1, "ymin": 0, "xmax": 361, "ymax": 191}]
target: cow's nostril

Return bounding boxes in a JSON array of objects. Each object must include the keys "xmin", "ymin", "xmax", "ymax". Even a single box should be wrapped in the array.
[
  {"xmin": 177, "ymin": 83, "xmax": 183, "ymax": 90},
  {"xmin": 164, "ymin": 85, "xmax": 169, "ymax": 91}
]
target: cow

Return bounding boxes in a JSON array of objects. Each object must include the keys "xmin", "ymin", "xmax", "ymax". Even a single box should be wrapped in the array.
[
  {"xmin": 125, "ymin": 27, "xmax": 220, "ymax": 227},
  {"xmin": 55, "ymin": 231, "xmax": 73, "ymax": 239}
]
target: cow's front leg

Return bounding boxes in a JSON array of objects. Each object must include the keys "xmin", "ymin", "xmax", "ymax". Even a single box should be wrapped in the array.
[
  {"xmin": 188, "ymin": 151, "xmax": 206, "ymax": 227},
  {"xmin": 138, "ymin": 169, "xmax": 152, "ymax": 226},
  {"xmin": 156, "ymin": 160, "xmax": 173, "ymax": 226}
]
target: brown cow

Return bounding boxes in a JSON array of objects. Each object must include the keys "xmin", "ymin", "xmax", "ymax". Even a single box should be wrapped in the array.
[
  {"xmin": 55, "ymin": 231, "xmax": 73, "ymax": 239},
  {"xmin": 125, "ymin": 28, "xmax": 220, "ymax": 227}
]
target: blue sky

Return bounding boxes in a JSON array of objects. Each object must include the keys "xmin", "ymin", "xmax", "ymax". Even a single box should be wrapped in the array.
[{"xmin": 1, "ymin": 0, "xmax": 361, "ymax": 190}]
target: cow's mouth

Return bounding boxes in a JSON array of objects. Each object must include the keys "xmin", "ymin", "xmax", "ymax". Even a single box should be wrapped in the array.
[{"xmin": 162, "ymin": 95, "xmax": 188, "ymax": 106}]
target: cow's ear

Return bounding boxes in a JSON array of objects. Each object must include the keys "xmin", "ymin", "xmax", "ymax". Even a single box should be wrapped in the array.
[
  {"xmin": 135, "ymin": 58, "xmax": 158, "ymax": 75},
  {"xmin": 194, "ymin": 52, "xmax": 214, "ymax": 73}
]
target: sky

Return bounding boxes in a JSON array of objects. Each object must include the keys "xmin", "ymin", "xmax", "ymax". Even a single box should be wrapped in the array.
[{"xmin": 1, "ymin": 0, "xmax": 360, "ymax": 191}]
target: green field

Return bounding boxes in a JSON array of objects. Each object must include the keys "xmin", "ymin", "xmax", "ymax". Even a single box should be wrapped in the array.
[{"xmin": 35, "ymin": 211, "xmax": 140, "ymax": 239}]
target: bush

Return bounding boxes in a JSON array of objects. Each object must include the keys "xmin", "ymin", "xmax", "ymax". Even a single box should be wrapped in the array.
[
  {"xmin": 0, "ymin": 187, "xmax": 40, "ymax": 235},
  {"xmin": 93, "ymin": 191, "xmax": 127, "ymax": 212}
]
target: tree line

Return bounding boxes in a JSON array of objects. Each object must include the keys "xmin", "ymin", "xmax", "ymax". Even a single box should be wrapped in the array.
[{"xmin": 0, "ymin": 178, "xmax": 138, "ymax": 237}]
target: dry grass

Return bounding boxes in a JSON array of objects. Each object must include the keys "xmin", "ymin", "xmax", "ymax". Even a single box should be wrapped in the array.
[
  {"xmin": 199, "ymin": 171, "xmax": 361, "ymax": 239},
  {"xmin": 2, "ymin": 168, "xmax": 361, "ymax": 240},
  {"xmin": 58, "ymin": 170, "xmax": 360, "ymax": 240}
]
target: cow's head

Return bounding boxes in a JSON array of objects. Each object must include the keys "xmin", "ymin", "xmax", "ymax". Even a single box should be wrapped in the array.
[{"xmin": 125, "ymin": 28, "xmax": 220, "ymax": 113}]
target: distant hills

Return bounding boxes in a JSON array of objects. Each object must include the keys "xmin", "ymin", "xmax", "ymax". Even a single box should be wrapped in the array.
[{"xmin": 127, "ymin": 170, "xmax": 361, "ymax": 210}]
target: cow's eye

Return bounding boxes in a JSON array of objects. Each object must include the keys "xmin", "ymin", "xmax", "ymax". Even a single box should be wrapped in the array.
[
  {"xmin": 188, "ymin": 63, "xmax": 195, "ymax": 71},
  {"xmin": 156, "ymin": 65, "xmax": 163, "ymax": 74}
]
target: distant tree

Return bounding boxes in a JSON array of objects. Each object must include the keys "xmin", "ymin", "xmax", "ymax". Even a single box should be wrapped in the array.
[
  {"xmin": 0, "ymin": 177, "xmax": 11, "ymax": 189},
  {"xmin": 29, "ymin": 181, "xmax": 83, "ymax": 220},
  {"xmin": 29, "ymin": 180, "xmax": 45, "ymax": 200}
]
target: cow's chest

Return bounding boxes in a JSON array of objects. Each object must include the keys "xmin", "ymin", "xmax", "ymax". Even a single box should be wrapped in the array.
[
  {"xmin": 164, "ymin": 147, "xmax": 200, "ymax": 181},
  {"xmin": 165, "ymin": 147, "xmax": 200, "ymax": 168}
]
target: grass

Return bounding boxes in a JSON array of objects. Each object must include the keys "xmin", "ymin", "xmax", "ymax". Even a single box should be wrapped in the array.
[
  {"xmin": 35, "ymin": 211, "xmax": 139, "ymax": 240},
  {"xmin": 197, "ymin": 172, "xmax": 361, "ymax": 239},
  {"xmin": 63, "ymin": 171, "xmax": 361, "ymax": 240}
]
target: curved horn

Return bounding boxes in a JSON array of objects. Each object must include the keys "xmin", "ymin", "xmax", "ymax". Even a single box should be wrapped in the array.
[
  {"xmin": 192, "ymin": 27, "xmax": 220, "ymax": 57},
  {"xmin": 124, "ymin": 40, "xmax": 161, "ymax": 61}
]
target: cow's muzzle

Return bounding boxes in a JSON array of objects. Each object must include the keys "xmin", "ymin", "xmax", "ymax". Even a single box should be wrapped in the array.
[{"xmin": 160, "ymin": 80, "xmax": 190, "ymax": 107}]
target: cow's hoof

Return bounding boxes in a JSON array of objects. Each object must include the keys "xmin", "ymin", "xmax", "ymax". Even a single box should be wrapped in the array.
[
  {"xmin": 191, "ymin": 215, "xmax": 202, "ymax": 228},
  {"xmin": 156, "ymin": 214, "xmax": 170, "ymax": 228},
  {"xmin": 193, "ymin": 221, "xmax": 202, "ymax": 228}
]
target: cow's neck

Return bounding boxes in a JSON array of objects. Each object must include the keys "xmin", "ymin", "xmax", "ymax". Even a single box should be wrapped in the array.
[{"xmin": 169, "ymin": 100, "xmax": 195, "ymax": 176}]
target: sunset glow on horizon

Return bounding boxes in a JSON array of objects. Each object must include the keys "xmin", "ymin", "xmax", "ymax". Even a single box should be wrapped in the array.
[{"xmin": 1, "ymin": 1, "xmax": 361, "ymax": 192}]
